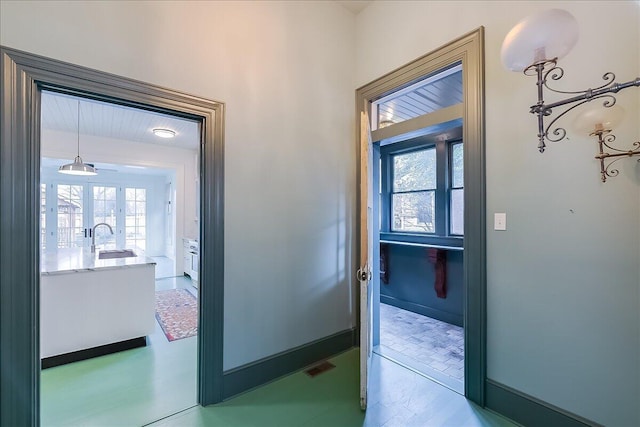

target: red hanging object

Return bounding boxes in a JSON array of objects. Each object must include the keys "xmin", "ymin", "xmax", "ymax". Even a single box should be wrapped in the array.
[{"xmin": 427, "ymin": 249, "xmax": 447, "ymax": 298}]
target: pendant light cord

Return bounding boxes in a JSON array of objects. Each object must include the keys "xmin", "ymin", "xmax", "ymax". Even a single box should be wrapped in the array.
[{"xmin": 77, "ymin": 100, "xmax": 81, "ymax": 157}]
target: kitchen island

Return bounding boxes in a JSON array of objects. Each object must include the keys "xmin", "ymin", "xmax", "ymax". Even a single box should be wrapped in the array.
[{"xmin": 40, "ymin": 248, "xmax": 156, "ymax": 367}]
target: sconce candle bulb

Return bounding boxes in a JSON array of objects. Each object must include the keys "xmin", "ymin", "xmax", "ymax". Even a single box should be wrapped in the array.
[
  {"xmin": 572, "ymin": 104, "xmax": 624, "ymax": 136},
  {"xmin": 502, "ymin": 9, "xmax": 640, "ymax": 182},
  {"xmin": 572, "ymin": 105, "xmax": 640, "ymax": 182}
]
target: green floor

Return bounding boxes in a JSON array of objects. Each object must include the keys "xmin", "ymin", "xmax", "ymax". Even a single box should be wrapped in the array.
[
  {"xmin": 41, "ymin": 334, "xmax": 197, "ymax": 426},
  {"xmin": 42, "ymin": 337, "xmax": 515, "ymax": 426},
  {"xmin": 149, "ymin": 350, "xmax": 364, "ymax": 427}
]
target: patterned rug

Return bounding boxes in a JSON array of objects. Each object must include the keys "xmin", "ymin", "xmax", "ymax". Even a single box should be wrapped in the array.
[{"xmin": 155, "ymin": 289, "xmax": 198, "ymax": 342}]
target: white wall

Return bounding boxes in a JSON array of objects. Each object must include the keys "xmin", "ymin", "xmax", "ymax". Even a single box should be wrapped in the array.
[
  {"xmin": 356, "ymin": 1, "xmax": 639, "ymax": 426},
  {"xmin": 41, "ymin": 129, "xmax": 197, "ymax": 268},
  {"xmin": 1, "ymin": 1, "xmax": 357, "ymax": 370}
]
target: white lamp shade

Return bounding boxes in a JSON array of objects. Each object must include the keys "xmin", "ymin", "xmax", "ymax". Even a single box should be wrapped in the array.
[
  {"xmin": 572, "ymin": 104, "xmax": 625, "ymax": 135},
  {"xmin": 58, "ymin": 156, "xmax": 97, "ymax": 175},
  {"xmin": 501, "ymin": 9, "xmax": 579, "ymax": 72}
]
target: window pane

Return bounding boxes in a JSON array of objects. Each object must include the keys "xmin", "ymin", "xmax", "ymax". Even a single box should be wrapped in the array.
[
  {"xmin": 105, "ymin": 201, "xmax": 116, "ymax": 218},
  {"xmin": 57, "ymin": 184, "xmax": 84, "ymax": 248},
  {"xmin": 125, "ymin": 187, "xmax": 146, "ymax": 252},
  {"xmin": 93, "ymin": 186, "xmax": 117, "ymax": 250},
  {"xmin": 379, "ymin": 158, "xmax": 382, "ymax": 231},
  {"xmin": 450, "ymin": 188, "xmax": 464, "ymax": 235},
  {"xmin": 94, "ymin": 200, "xmax": 105, "ymax": 216},
  {"xmin": 392, "ymin": 191, "xmax": 435, "ymax": 233},
  {"xmin": 452, "ymin": 143, "xmax": 464, "ymax": 188},
  {"xmin": 41, "ymin": 183, "xmax": 47, "ymax": 250},
  {"xmin": 393, "ymin": 148, "xmax": 436, "ymax": 192}
]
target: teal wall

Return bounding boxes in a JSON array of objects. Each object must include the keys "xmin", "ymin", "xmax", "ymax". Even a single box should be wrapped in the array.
[
  {"xmin": 356, "ymin": 2, "xmax": 639, "ymax": 425},
  {"xmin": 0, "ymin": 0, "xmax": 358, "ymax": 374},
  {"xmin": 380, "ymin": 245, "xmax": 463, "ymax": 326}
]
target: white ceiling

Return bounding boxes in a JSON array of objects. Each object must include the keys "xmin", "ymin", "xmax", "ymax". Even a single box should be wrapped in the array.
[{"xmin": 41, "ymin": 90, "xmax": 200, "ymax": 150}]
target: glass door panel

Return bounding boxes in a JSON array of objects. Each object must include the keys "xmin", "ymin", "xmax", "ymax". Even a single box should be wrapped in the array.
[
  {"xmin": 93, "ymin": 186, "xmax": 117, "ymax": 250},
  {"xmin": 56, "ymin": 184, "xmax": 85, "ymax": 248},
  {"xmin": 41, "ymin": 183, "xmax": 47, "ymax": 251},
  {"xmin": 125, "ymin": 187, "xmax": 146, "ymax": 251},
  {"xmin": 43, "ymin": 182, "xmax": 148, "ymax": 253}
]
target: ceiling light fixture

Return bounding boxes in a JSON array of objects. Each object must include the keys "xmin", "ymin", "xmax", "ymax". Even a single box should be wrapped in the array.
[
  {"xmin": 58, "ymin": 100, "xmax": 97, "ymax": 176},
  {"xmin": 501, "ymin": 9, "xmax": 639, "ymax": 182},
  {"xmin": 152, "ymin": 128, "xmax": 176, "ymax": 138}
]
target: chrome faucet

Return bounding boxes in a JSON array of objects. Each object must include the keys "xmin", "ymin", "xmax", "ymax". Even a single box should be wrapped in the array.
[{"xmin": 91, "ymin": 222, "xmax": 114, "ymax": 253}]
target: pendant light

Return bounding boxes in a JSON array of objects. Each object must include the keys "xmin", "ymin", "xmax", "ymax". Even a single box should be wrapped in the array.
[{"xmin": 58, "ymin": 99, "xmax": 97, "ymax": 176}]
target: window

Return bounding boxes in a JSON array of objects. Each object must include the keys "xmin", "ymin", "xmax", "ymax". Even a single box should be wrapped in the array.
[
  {"xmin": 391, "ymin": 148, "xmax": 436, "ymax": 232},
  {"xmin": 93, "ymin": 186, "xmax": 117, "ymax": 250},
  {"xmin": 40, "ymin": 183, "xmax": 47, "ymax": 250},
  {"xmin": 125, "ymin": 187, "xmax": 146, "ymax": 251},
  {"xmin": 40, "ymin": 181, "xmax": 149, "ymax": 252},
  {"xmin": 57, "ymin": 184, "xmax": 84, "ymax": 248},
  {"xmin": 380, "ymin": 127, "xmax": 463, "ymax": 246},
  {"xmin": 450, "ymin": 142, "xmax": 464, "ymax": 235}
]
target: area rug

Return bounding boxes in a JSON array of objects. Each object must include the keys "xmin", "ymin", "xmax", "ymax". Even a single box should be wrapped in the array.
[{"xmin": 155, "ymin": 289, "xmax": 198, "ymax": 342}]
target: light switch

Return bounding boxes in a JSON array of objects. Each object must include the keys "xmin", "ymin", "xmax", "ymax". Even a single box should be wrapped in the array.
[{"xmin": 494, "ymin": 213, "xmax": 507, "ymax": 231}]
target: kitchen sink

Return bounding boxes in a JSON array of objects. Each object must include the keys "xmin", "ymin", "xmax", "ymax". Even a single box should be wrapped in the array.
[{"xmin": 98, "ymin": 249, "xmax": 137, "ymax": 259}]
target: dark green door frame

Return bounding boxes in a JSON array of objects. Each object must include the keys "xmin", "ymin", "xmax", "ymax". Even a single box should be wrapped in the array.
[
  {"xmin": 0, "ymin": 46, "xmax": 225, "ymax": 426},
  {"xmin": 355, "ymin": 28, "xmax": 486, "ymax": 405}
]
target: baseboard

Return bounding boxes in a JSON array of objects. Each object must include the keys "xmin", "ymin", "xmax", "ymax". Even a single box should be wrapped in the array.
[
  {"xmin": 222, "ymin": 328, "xmax": 356, "ymax": 400},
  {"xmin": 41, "ymin": 336, "xmax": 147, "ymax": 369},
  {"xmin": 380, "ymin": 295, "xmax": 463, "ymax": 326},
  {"xmin": 485, "ymin": 379, "xmax": 603, "ymax": 427}
]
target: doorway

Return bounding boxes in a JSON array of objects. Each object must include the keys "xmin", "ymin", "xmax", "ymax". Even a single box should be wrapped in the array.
[
  {"xmin": 38, "ymin": 90, "xmax": 203, "ymax": 424},
  {"xmin": 0, "ymin": 46, "xmax": 225, "ymax": 425},
  {"xmin": 373, "ymin": 121, "xmax": 465, "ymax": 394},
  {"xmin": 356, "ymin": 28, "xmax": 485, "ymax": 407}
]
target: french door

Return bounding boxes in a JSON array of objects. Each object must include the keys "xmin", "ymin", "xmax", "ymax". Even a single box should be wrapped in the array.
[{"xmin": 41, "ymin": 181, "xmax": 147, "ymax": 252}]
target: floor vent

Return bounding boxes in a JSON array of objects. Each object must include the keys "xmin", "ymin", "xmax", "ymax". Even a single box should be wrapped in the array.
[{"xmin": 305, "ymin": 361, "xmax": 335, "ymax": 378}]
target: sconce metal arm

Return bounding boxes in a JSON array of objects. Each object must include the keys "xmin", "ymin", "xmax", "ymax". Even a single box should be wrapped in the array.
[
  {"xmin": 526, "ymin": 59, "xmax": 640, "ymax": 153},
  {"xmin": 593, "ymin": 131, "xmax": 640, "ymax": 182}
]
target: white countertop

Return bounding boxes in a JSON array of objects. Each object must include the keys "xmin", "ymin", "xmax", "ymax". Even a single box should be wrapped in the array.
[{"xmin": 41, "ymin": 248, "xmax": 156, "ymax": 276}]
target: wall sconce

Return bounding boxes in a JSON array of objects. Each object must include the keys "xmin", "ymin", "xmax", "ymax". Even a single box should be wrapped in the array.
[{"xmin": 501, "ymin": 9, "xmax": 639, "ymax": 181}]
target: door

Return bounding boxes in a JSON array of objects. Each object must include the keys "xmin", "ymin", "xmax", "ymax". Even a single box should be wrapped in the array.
[
  {"xmin": 54, "ymin": 183, "xmax": 87, "ymax": 248},
  {"xmin": 91, "ymin": 185, "xmax": 118, "ymax": 250},
  {"xmin": 359, "ymin": 109, "xmax": 374, "ymax": 410},
  {"xmin": 49, "ymin": 182, "xmax": 118, "ymax": 250},
  {"xmin": 43, "ymin": 181, "xmax": 147, "ymax": 251}
]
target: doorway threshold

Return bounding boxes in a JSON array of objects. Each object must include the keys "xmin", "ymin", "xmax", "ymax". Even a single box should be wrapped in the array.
[{"xmin": 373, "ymin": 344, "xmax": 464, "ymax": 395}]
